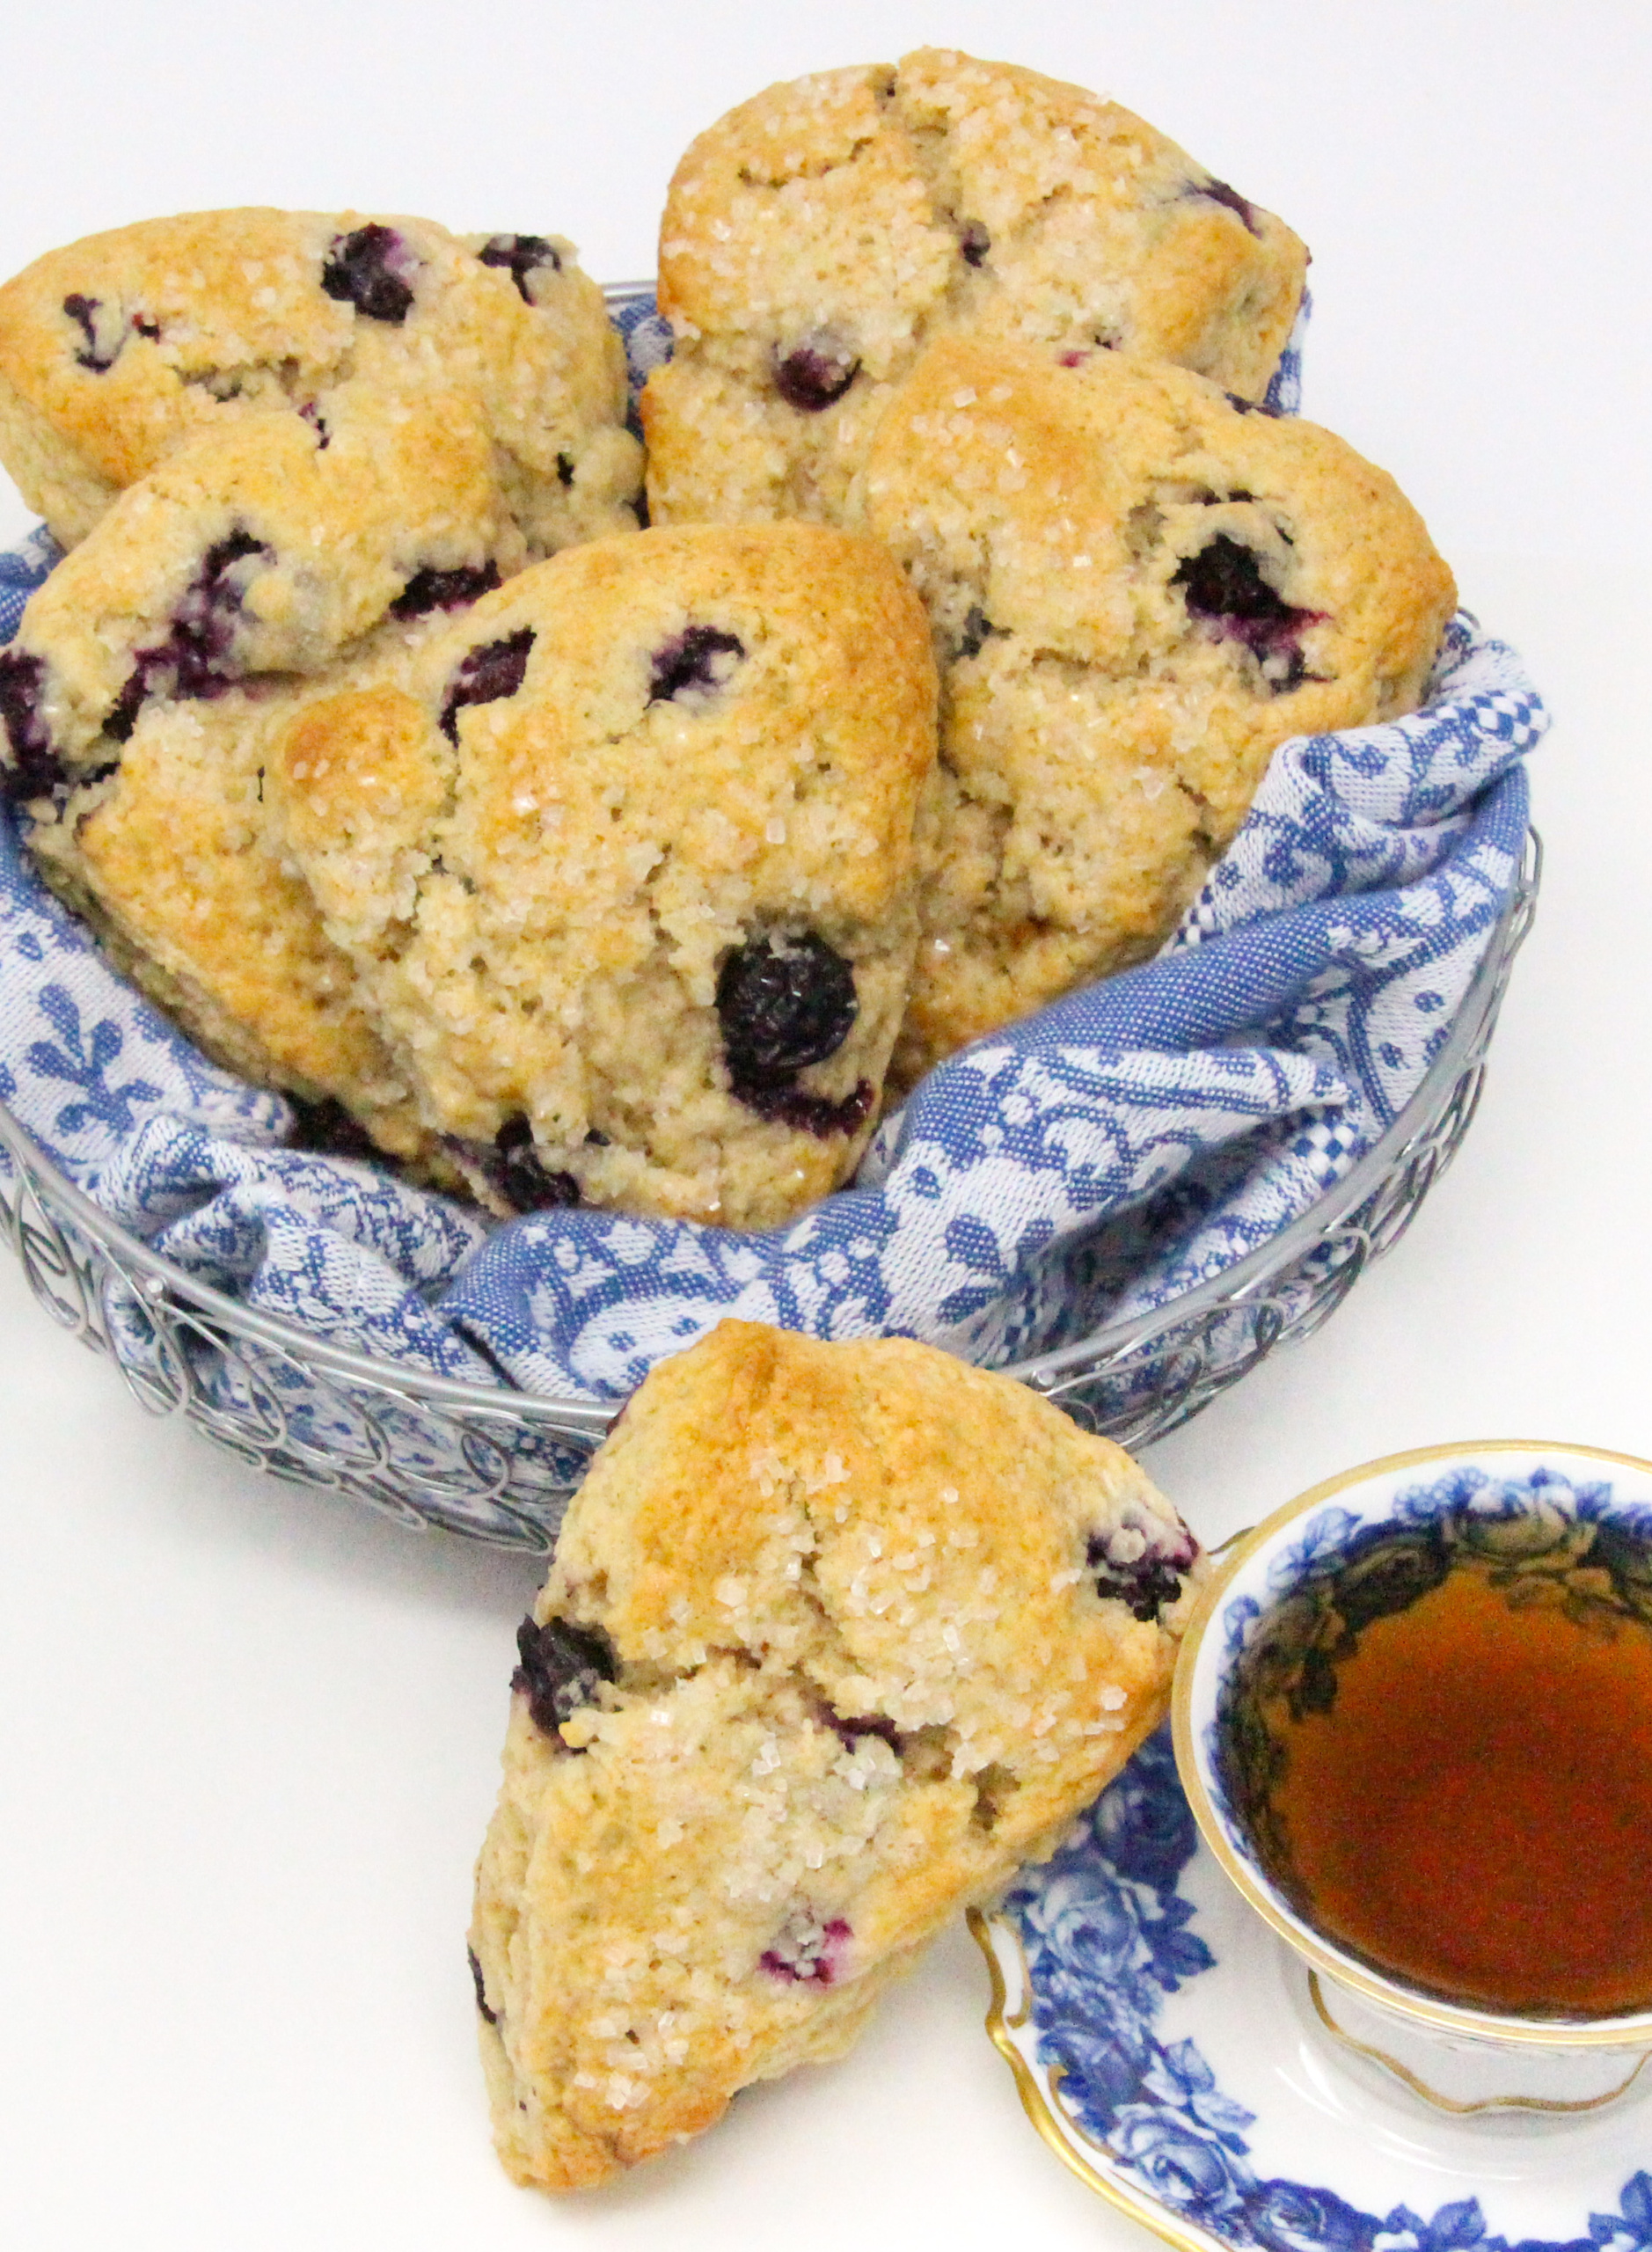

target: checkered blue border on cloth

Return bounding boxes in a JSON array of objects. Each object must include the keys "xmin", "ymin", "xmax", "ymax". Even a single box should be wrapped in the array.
[{"xmin": 0, "ymin": 300, "xmax": 1545, "ymax": 1402}]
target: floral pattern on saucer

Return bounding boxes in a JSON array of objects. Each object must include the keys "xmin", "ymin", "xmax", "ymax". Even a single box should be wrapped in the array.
[{"xmin": 1001, "ymin": 1726, "xmax": 1652, "ymax": 2251}]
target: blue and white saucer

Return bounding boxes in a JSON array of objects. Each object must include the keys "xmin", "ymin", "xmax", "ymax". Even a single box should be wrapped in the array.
[{"xmin": 973, "ymin": 1727, "xmax": 1652, "ymax": 2252}]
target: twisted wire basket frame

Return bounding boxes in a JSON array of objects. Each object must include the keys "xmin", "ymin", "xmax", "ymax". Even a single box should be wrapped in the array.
[{"xmin": 0, "ymin": 833, "xmax": 1539, "ymax": 1551}]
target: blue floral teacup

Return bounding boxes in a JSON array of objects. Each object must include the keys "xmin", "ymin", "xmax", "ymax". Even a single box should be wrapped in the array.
[{"xmin": 1173, "ymin": 1440, "xmax": 1652, "ymax": 2116}]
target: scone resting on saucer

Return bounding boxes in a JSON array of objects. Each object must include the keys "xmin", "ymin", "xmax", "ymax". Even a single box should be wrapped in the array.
[
  {"xmin": 468, "ymin": 1320, "xmax": 1204, "ymax": 2190},
  {"xmin": 856, "ymin": 338, "xmax": 1458, "ymax": 1089},
  {"xmin": 268, "ymin": 523, "xmax": 938, "ymax": 1227},
  {"xmin": 643, "ymin": 46, "xmax": 1308, "ymax": 529},
  {"xmin": 0, "ymin": 206, "xmax": 640, "ymax": 551}
]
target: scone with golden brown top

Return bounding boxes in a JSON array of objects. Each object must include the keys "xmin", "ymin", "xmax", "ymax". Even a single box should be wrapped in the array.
[
  {"xmin": 0, "ymin": 385, "xmax": 523, "ymax": 793},
  {"xmin": 267, "ymin": 523, "xmax": 938, "ymax": 1228},
  {"xmin": 20, "ymin": 610, "xmax": 465, "ymax": 1163},
  {"xmin": 0, "ymin": 206, "xmax": 640, "ymax": 551},
  {"xmin": 854, "ymin": 337, "xmax": 1458, "ymax": 1089},
  {"xmin": 643, "ymin": 47, "xmax": 1307, "ymax": 529},
  {"xmin": 469, "ymin": 1320, "xmax": 1204, "ymax": 2190}
]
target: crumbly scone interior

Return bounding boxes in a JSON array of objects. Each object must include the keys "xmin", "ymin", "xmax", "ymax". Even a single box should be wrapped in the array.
[
  {"xmin": 644, "ymin": 45, "xmax": 1309, "ymax": 528},
  {"xmin": 268, "ymin": 524, "xmax": 939, "ymax": 1227},
  {"xmin": 852, "ymin": 338, "xmax": 1458, "ymax": 1087},
  {"xmin": 470, "ymin": 1322, "xmax": 1205, "ymax": 2189}
]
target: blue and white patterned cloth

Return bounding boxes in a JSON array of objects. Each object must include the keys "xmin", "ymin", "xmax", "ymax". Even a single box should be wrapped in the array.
[{"xmin": 0, "ymin": 303, "xmax": 1546, "ymax": 1404}]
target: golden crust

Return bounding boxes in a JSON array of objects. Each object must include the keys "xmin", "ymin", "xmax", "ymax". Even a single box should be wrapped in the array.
[
  {"xmin": 0, "ymin": 207, "xmax": 640, "ymax": 550},
  {"xmin": 853, "ymin": 338, "xmax": 1458, "ymax": 1086},
  {"xmin": 267, "ymin": 523, "xmax": 939, "ymax": 1227},
  {"xmin": 470, "ymin": 1320, "xmax": 1205, "ymax": 2190},
  {"xmin": 644, "ymin": 47, "xmax": 1309, "ymax": 528}
]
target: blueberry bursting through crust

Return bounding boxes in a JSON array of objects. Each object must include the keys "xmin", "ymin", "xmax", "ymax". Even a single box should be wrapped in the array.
[
  {"xmin": 0, "ymin": 650, "xmax": 69, "ymax": 801},
  {"xmin": 1173, "ymin": 534, "xmax": 1326, "ymax": 692},
  {"xmin": 714, "ymin": 932, "xmax": 874, "ymax": 1138},
  {"xmin": 320, "ymin": 224, "xmax": 415, "ymax": 324},
  {"xmin": 511, "ymin": 1615, "xmax": 618, "ymax": 1744}
]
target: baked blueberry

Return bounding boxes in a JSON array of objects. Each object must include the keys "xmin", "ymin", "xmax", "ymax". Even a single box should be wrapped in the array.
[
  {"xmin": 758, "ymin": 1910, "xmax": 852, "ymax": 1986},
  {"xmin": 391, "ymin": 561, "xmax": 502, "ymax": 618},
  {"xmin": 106, "ymin": 530, "xmax": 271, "ymax": 740},
  {"xmin": 648, "ymin": 625, "xmax": 744, "ymax": 704},
  {"xmin": 439, "ymin": 626, "xmax": 535, "ymax": 742},
  {"xmin": 0, "ymin": 650, "xmax": 68, "ymax": 800},
  {"xmin": 493, "ymin": 1114, "xmax": 581, "ymax": 1212},
  {"xmin": 716, "ymin": 932, "xmax": 858, "ymax": 1091},
  {"xmin": 1191, "ymin": 177, "xmax": 1259, "ymax": 237},
  {"xmin": 320, "ymin": 224, "xmax": 415, "ymax": 324},
  {"xmin": 959, "ymin": 221, "xmax": 990, "ymax": 266},
  {"xmin": 1086, "ymin": 1532, "xmax": 1195, "ymax": 1622},
  {"xmin": 735, "ymin": 1077, "xmax": 874, "ymax": 1139},
  {"xmin": 1173, "ymin": 532, "xmax": 1323, "ymax": 686},
  {"xmin": 62, "ymin": 293, "xmax": 122, "ymax": 373},
  {"xmin": 511, "ymin": 1614, "xmax": 618, "ymax": 1740},
  {"xmin": 771, "ymin": 330, "xmax": 859, "ymax": 412},
  {"xmin": 477, "ymin": 233, "xmax": 561, "ymax": 303}
]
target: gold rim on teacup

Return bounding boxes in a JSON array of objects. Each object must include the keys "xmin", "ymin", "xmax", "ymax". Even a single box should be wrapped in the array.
[{"xmin": 1172, "ymin": 1439, "xmax": 1652, "ymax": 2108}]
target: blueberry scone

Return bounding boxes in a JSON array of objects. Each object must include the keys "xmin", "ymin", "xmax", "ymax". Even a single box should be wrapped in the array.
[
  {"xmin": 469, "ymin": 1320, "xmax": 1204, "ymax": 2189},
  {"xmin": 18, "ymin": 611, "xmax": 465, "ymax": 1161},
  {"xmin": 853, "ymin": 338, "xmax": 1458, "ymax": 1089},
  {"xmin": 267, "ymin": 523, "xmax": 938, "ymax": 1228},
  {"xmin": 643, "ymin": 47, "xmax": 1307, "ymax": 530},
  {"xmin": 0, "ymin": 207, "xmax": 640, "ymax": 549},
  {"xmin": 0, "ymin": 385, "xmax": 524, "ymax": 796}
]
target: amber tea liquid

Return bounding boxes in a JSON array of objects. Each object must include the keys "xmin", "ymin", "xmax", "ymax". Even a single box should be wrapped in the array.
[{"xmin": 1268, "ymin": 1566, "xmax": 1652, "ymax": 2014}]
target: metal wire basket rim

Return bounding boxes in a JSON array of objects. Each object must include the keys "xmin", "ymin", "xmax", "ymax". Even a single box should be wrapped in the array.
[{"xmin": 0, "ymin": 833, "xmax": 1539, "ymax": 1427}]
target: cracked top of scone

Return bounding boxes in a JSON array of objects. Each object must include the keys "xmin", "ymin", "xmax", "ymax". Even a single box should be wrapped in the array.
[
  {"xmin": 267, "ymin": 523, "xmax": 938, "ymax": 1229},
  {"xmin": 0, "ymin": 387, "xmax": 524, "ymax": 793},
  {"xmin": 643, "ymin": 46, "xmax": 1308, "ymax": 528},
  {"xmin": 0, "ymin": 206, "xmax": 640, "ymax": 549},
  {"xmin": 545, "ymin": 1323, "xmax": 1202, "ymax": 1773},
  {"xmin": 469, "ymin": 1321, "xmax": 1203, "ymax": 2190},
  {"xmin": 855, "ymin": 337, "xmax": 1458, "ymax": 1088}
]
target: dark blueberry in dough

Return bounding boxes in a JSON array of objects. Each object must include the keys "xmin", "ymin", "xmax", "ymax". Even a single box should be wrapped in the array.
[
  {"xmin": 739, "ymin": 1078, "xmax": 874, "ymax": 1139},
  {"xmin": 510, "ymin": 1613, "xmax": 618, "ymax": 1740},
  {"xmin": 132, "ymin": 314, "xmax": 161, "ymax": 342},
  {"xmin": 477, "ymin": 233, "xmax": 561, "ymax": 303},
  {"xmin": 556, "ymin": 452, "xmax": 575, "ymax": 487},
  {"xmin": 1190, "ymin": 177, "xmax": 1260, "ymax": 237},
  {"xmin": 759, "ymin": 1912, "xmax": 852, "ymax": 1986},
  {"xmin": 1223, "ymin": 390, "xmax": 1280, "ymax": 419},
  {"xmin": 648, "ymin": 625, "xmax": 744, "ymax": 705},
  {"xmin": 62, "ymin": 293, "xmax": 123, "ymax": 372},
  {"xmin": 1085, "ymin": 1536, "xmax": 1189, "ymax": 1622},
  {"xmin": 493, "ymin": 1113, "xmax": 580, "ymax": 1212},
  {"xmin": 106, "ymin": 530, "xmax": 272, "ymax": 739},
  {"xmin": 772, "ymin": 330, "xmax": 859, "ymax": 412},
  {"xmin": 285, "ymin": 1095, "xmax": 379, "ymax": 1162},
  {"xmin": 1173, "ymin": 533, "xmax": 1324, "ymax": 691},
  {"xmin": 0, "ymin": 650, "xmax": 69, "ymax": 801},
  {"xmin": 717, "ymin": 932, "xmax": 858, "ymax": 1092},
  {"xmin": 956, "ymin": 606, "xmax": 999, "ymax": 661},
  {"xmin": 467, "ymin": 1946, "xmax": 498, "ymax": 2024},
  {"xmin": 823, "ymin": 1707, "xmax": 903, "ymax": 1752},
  {"xmin": 439, "ymin": 626, "xmax": 535, "ymax": 742},
  {"xmin": 391, "ymin": 560, "xmax": 502, "ymax": 618},
  {"xmin": 298, "ymin": 399, "xmax": 331, "ymax": 449},
  {"xmin": 959, "ymin": 220, "xmax": 990, "ymax": 266},
  {"xmin": 321, "ymin": 224, "xmax": 415, "ymax": 323}
]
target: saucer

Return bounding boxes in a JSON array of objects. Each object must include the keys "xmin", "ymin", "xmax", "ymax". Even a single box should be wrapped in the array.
[{"xmin": 973, "ymin": 1726, "xmax": 1652, "ymax": 2251}]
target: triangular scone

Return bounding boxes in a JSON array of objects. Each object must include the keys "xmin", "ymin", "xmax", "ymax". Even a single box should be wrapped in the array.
[{"xmin": 470, "ymin": 1320, "xmax": 1206, "ymax": 2189}]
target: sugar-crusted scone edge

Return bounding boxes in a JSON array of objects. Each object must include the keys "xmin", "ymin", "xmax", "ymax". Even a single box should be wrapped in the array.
[
  {"xmin": 470, "ymin": 1320, "xmax": 1205, "ymax": 2188},
  {"xmin": 643, "ymin": 46, "xmax": 1309, "ymax": 529},
  {"xmin": 851, "ymin": 336, "xmax": 1458, "ymax": 1087},
  {"xmin": 0, "ymin": 206, "xmax": 640, "ymax": 551},
  {"xmin": 267, "ymin": 524, "xmax": 939, "ymax": 1228}
]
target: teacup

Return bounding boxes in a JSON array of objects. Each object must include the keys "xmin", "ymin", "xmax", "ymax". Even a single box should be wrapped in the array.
[{"xmin": 1173, "ymin": 1439, "xmax": 1652, "ymax": 2116}]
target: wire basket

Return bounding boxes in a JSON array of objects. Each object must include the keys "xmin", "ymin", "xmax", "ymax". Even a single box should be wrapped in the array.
[{"xmin": 0, "ymin": 832, "xmax": 1539, "ymax": 1551}]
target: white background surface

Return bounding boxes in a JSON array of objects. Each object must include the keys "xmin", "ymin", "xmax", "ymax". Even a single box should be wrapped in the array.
[{"xmin": 0, "ymin": 4, "xmax": 1648, "ymax": 2246}]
